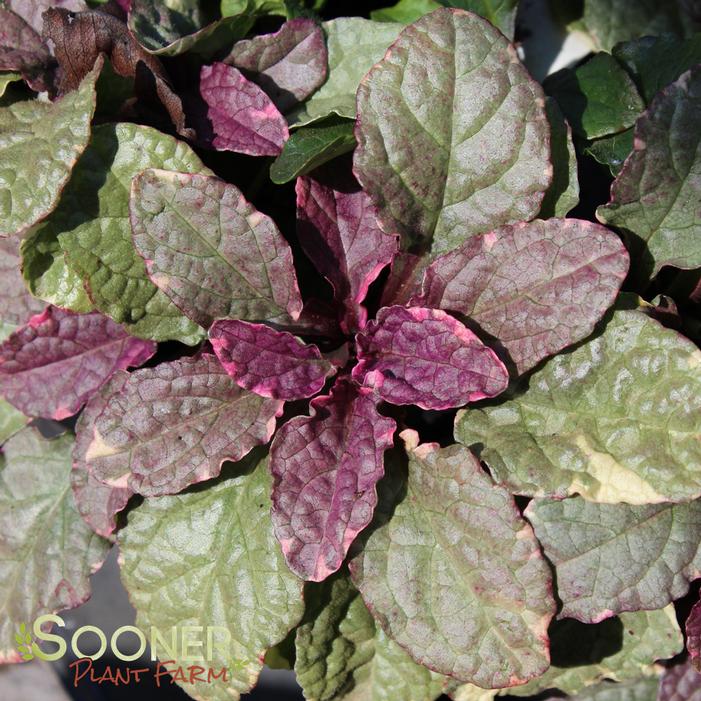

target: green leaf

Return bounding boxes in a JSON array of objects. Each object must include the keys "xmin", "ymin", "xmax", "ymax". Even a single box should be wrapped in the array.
[
  {"xmin": 545, "ymin": 53, "xmax": 644, "ymax": 140},
  {"xmin": 33, "ymin": 122, "xmax": 208, "ymax": 343},
  {"xmin": 585, "ymin": 128, "xmax": 634, "ymax": 176},
  {"xmin": 353, "ymin": 8, "xmax": 552, "ymax": 257},
  {"xmin": 0, "ymin": 429, "xmax": 109, "ymax": 662},
  {"xmin": 295, "ymin": 573, "xmax": 449, "ymax": 701},
  {"xmin": 597, "ymin": 65, "xmax": 701, "ymax": 277},
  {"xmin": 349, "ymin": 432, "xmax": 555, "ymax": 688},
  {"xmin": 0, "ymin": 399, "xmax": 26, "ymax": 444},
  {"xmin": 506, "ymin": 608, "xmax": 682, "ymax": 696},
  {"xmin": 436, "ymin": 0, "xmax": 519, "ymax": 38},
  {"xmin": 0, "ymin": 61, "xmax": 99, "ymax": 237},
  {"xmin": 539, "ymin": 97, "xmax": 580, "ymax": 217},
  {"xmin": 566, "ymin": 678, "xmax": 660, "ymax": 701},
  {"xmin": 270, "ymin": 116, "xmax": 356, "ymax": 184},
  {"xmin": 119, "ymin": 451, "xmax": 304, "ymax": 701},
  {"xmin": 612, "ymin": 34, "xmax": 701, "ymax": 104},
  {"xmin": 455, "ymin": 309, "xmax": 701, "ymax": 504},
  {"xmin": 21, "ymin": 224, "xmax": 94, "ymax": 312},
  {"xmin": 290, "ymin": 19, "xmax": 402, "ymax": 126},
  {"xmin": 222, "ymin": 0, "xmax": 287, "ymax": 17},
  {"xmin": 371, "ymin": 0, "xmax": 441, "ymax": 23},
  {"xmin": 525, "ymin": 496, "xmax": 701, "ymax": 622},
  {"xmin": 561, "ymin": 0, "xmax": 688, "ymax": 53},
  {"xmin": 0, "ymin": 72, "xmax": 20, "ymax": 97}
]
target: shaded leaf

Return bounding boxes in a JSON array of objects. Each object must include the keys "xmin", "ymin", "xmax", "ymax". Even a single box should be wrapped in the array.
[
  {"xmin": 270, "ymin": 115, "xmax": 356, "ymax": 184},
  {"xmin": 201, "ymin": 62, "xmax": 289, "ymax": 156},
  {"xmin": 131, "ymin": 0, "xmax": 258, "ymax": 57},
  {"xmin": 119, "ymin": 451, "xmax": 304, "ymax": 700},
  {"xmin": 525, "ymin": 497, "xmax": 701, "ymax": 622},
  {"xmin": 613, "ymin": 33, "xmax": 701, "ymax": 104},
  {"xmin": 210, "ymin": 319, "xmax": 335, "ymax": 400},
  {"xmin": 0, "ymin": 238, "xmax": 45, "ymax": 325},
  {"xmin": 597, "ymin": 65, "xmax": 701, "ymax": 277},
  {"xmin": 563, "ymin": 0, "xmax": 688, "ymax": 53},
  {"xmin": 371, "ymin": 0, "xmax": 441, "ymax": 23},
  {"xmin": 545, "ymin": 53, "xmax": 644, "ymax": 140},
  {"xmin": 540, "ymin": 97, "xmax": 580, "ymax": 217},
  {"xmin": 455, "ymin": 309, "xmax": 701, "ymax": 503},
  {"xmin": 290, "ymin": 18, "xmax": 401, "ymax": 126},
  {"xmin": 0, "ymin": 7, "xmax": 52, "ymax": 92},
  {"xmin": 270, "ymin": 379, "xmax": 395, "ymax": 581},
  {"xmin": 296, "ymin": 163, "xmax": 398, "ymax": 332},
  {"xmin": 350, "ymin": 431, "xmax": 555, "ymax": 688},
  {"xmin": 0, "ymin": 61, "xmax": 98, "ymax": 237},
  {"xmin": 295, "ymin": 573, "xmax": 448, "ymax": 701},
  {"xmin": 130, "ymin": 169, "xmax": 302, "ymax": 328},
  {"xmin": 36, "ymin": 122, "xmax": 207, "ymax": 343},
  {"xmin": 0, "ymin": 307, "xmax": 155, "ymax": 420},
  {"xmin": 225, "ymin": 18, "xmax": 327, "ymax": 113},
  {"xmin": 508, "ymin": 608, "xmax": 682, "ymax": 697},
  {"xmin": 20, "ymin": 223, "xmax": 94, "ymax": 313},
  {"xmin": 436, "ymin": 0, "xmax": 518, "ymax": 38},
  {"xmin": 0, "ymin": 429, "xmax": 109, "ymax": 663},
  {"xmin": 585, "ymin": 128, "xmax": 634, "ymax": 177},
  {"xmin": 419, "ymin": 218, "xmax": 629, "ymax": 374},
  {"xmin": 0, "ymin": 72, "xmax": 20, "ymax": 97},
  {"xmin": 658, "ymin": 662, "xmax": 701, "ymax": 701},
  {"xmin": 0, "ymin": 400, "xmax": 26, "ymax": 444},
  {"xmin": 354, "ymin": 306, "xmax": 508, "ymax": 410},
  {"xmin": 86, "ymin": 354, "xmax": 283, "ymax": 496},
  {"xmin": 71, "ymin": 371, "xmax": 132, "ymax": 539},
  {"xmin": 354, "ymin": 8, "xmax": 551, "ymax": 256}
]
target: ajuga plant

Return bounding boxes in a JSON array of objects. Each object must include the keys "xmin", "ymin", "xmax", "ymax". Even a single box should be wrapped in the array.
[{"xmin": 1, "ymin": 0, "xmax": 701, "ymax": 699}]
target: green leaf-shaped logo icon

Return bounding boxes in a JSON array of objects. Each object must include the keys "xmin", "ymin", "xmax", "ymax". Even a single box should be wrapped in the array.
[{"xmin": 15, "ymin": 623, "xmax": 34, "ymax": 661}]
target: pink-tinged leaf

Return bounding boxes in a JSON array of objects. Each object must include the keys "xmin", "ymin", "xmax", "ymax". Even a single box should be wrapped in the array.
[
  {"xmin": 0, "ymin": 7, "xmax": 52, "ymax": 92},
  {"xmin": 86, "ymin": 354, "xmax": 283, "ymax": 497},
  {"xmin": 0, "ymin": 238, "xmax": 45, "ymax": 326},
  {"xmin": 225, "ymin": 19, "xmax": 327, "ymax": 114},
  {"xmin": 418, "ymin": 218, "xmax": 629, "ymax": 374},
  {"xmin": 209, "ymin": 319, "xmax": 336, "ymax": 401},
  {"xmin": 659, "ymin": 661, "xmax": 701, "ymax": 701},
  {"xmin": 0, "ymin": 307, "xmax": 156, "ymax": 420},
  {"xmin": 200, "ymin": 62, "xmax": 289, "ymax": 156},
  {"xmin": 130, "ymin": 169, "xmax": 303, "ymax": 328},
  {"xmin": 7, "ymin": 0, "xmax": 87, "ymax": 35},
  {"xmin": 71, "ymin": 371, "xmax": 132, "ymax": 539},
  {"xmin": 379, "ymin": 252, "xmax": 427, "ymax": 308},
  {"xmin": 270, "ymin": 379, "xmax": 396, "ymax": 582},
  {"xmin": 353, "ymin": 306, "xmax": 509, "ymax": 410},
  {"xmin": 296, "ymin": 162, "xmax": 398, "ymax": 333},
  {"xmin": 688, "ymin": 595, "xmax": 701, "ymax": 672}
]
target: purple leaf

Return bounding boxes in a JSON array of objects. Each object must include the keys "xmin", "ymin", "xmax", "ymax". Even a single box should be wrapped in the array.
[
  {"xmin": 659, "ymin": 661, "xmax": 701, "ymax": 701},
  {"xmin": 0, "ymin": 307, "xmax": 156, "ymax": 420},
  {"xmin": 418, "ymin": 218, "xmax": 629, "ymax": 374},
  {"xmin": 378, "ymin": 251, "xmax": 427, "ymax": 308},
  {"xmin": 0, "ymin": 238, "xmax": 45, "ymax": 326},
  {"xmin": 0, "ymin": 7, "xmax": 52, "ymax": 92},
  {"xmin": 200, "ymin": 62, "xmax": 289, "ymax": 156},
  {"xmin": 130, "ymin": 169, "xmax": 303, "ymax": 328},
  {"xmin": 296, "ymin": 163, "xmax": 398, "ymax": 333},
  {"xmin": 353, "ymin": 306, "xmax": 509, "ymax": 410},
  {"xmin": 270, "ymin": 378, "xmax": 396, "ymax": 581},
  {"xmin": 225, "ymin": 19, "xmax": 327, "ymax": 114},
  {"xmin": 209, "ymin": 319, "xmax": 336, "ymax": 401},
  {"xmin": 71, "ymin": 371, "xmax": 133, "ymax": 539},
  {"xmin": 86, "ymin": 354, "xmax": 283, "ymax": 496},
  {"xmin": 7, "ymin": 0, "xmax": 87, "ymax": 35},
  {"xmin": 688, "ymin": 595, "xmax": 701, "ymax": 672}
]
